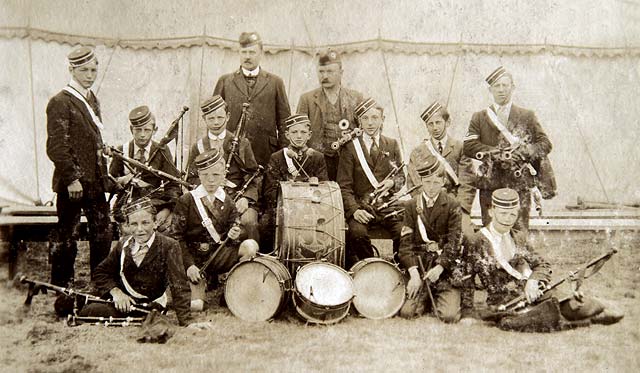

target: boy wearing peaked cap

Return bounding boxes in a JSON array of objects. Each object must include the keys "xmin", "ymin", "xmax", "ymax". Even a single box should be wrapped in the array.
[
  {"xmin": 465, "ymin": 188, "xmax": 623, "ymax": 331},
  {"xmin": 169, "ymin": 149, "xmax": 258, "ymax": 311},
  {"xmin": 398, "ymin": 156, "xmax": 464, "ymax": 322},
  {"xmin": 296, "ymin": 48, "xmax": 364, "ymax": 180},
  {"xmin": 213, "ymin": 32, "xmax": 291, "ymax": 167},
  {"xmin": 46, "ymin": 46, "xmax": 112, "ymax": 287},
  {"xmin": 185, "ymin": 95, "xmax": 261, "ymax": 242},
  {"xmin": 109, "ymin": 105, "xmax": 181, "ymax": 233},
  {"xmin": 260, "ymin": 114, "xmax": 329, "ymax": 250}
]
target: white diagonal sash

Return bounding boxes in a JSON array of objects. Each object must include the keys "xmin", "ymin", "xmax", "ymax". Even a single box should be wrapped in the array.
[
  {"xmin": 63, "ymin": 86, "xmax": 104, "ymax": 131},
  {"xmin": 122, "ymin": 142, "xmax": 131, "ymax": 175},
  {"xmin": 282, "ymin": 148, "xmax": 299, "ymax": 177},
  {"xmin": 423, "ymin": 140, "xmax": 460, "ymax": 186},
  {"xmin": 352, "ymin": 139, "xmax": 380, "ymax": 189},
  {"xmin": 119, "ymin": 237, "xmax": 168, "ymax": 307},
  {"xmin": 485, "ymin": 108, "xmax": 519, "ymax": 146},
  {"xmin": 190, "ymin": 185, "xmax": 221, "ymax": 243},
  {"xmin": 480, "ymin": 227, "xmax": 528, "ymax": 281}
]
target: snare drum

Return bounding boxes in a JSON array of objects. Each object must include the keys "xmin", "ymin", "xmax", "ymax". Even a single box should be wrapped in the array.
[
  {"xmin": 350, "ymin": 258, "xmax": 406, "ymax": 319},
  {"xmin": 293, "ymin": 262, "xmax": 353, "ymax": 324},
  {"xmin": 276, "ymin": 181, "xmax": 345, "ymax": 273},
  {"xmin": 224, "ymin": 256, "xmax": 291, "ymax": 321}
]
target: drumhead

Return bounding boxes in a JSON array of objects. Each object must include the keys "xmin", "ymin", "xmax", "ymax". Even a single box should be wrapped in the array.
[
  {"xmin": 295, "ymin": 262, "xmax": 353, "ymax": 306},
  {"xmin": 225, "ymin": 257, "xmax": 290, "ymax": 321},
  {"xmin": 351, "ymin": 259, "xmax": 406, "ymax": 319}
]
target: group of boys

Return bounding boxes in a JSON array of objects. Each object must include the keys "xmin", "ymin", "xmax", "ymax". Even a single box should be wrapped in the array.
[{"xmin": 44, "ymin": 32, "xmax": 622, "ymax": 330}]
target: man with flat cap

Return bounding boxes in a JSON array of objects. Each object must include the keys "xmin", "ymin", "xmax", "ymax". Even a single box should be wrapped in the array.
[
  {"xmin": 214, "ymin": 32, "xmax": 291, "ymax": 167},
  {"xmin": 46, "ymin": 46, "xmax": 112, "ymax": 286},
  {"xmin": 464, "ymin": 66, "xmax": 553, "ymax": 230},
  {"xmin": 465, "ymin": 188, "xmax": 623, "ymax": 331},
  {"xmin": 185, "ymin": 95, "xmax": 261, "ymax": 241},
  {"xmin": 336, "ymin": 98, "xmax": 405, "ymax": 267},
  {"xmin": 109, "ymin": 105, "xmax": 181, "ymax": 233},
  {"xmin": 297, "ymin": 49, "xmax": 364, "ymax": 180}
]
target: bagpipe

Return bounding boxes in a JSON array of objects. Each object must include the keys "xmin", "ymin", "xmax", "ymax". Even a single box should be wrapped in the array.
[
  {"xmin": 331, "ymin": 119, "xmax": 363, "ymax": 151},
  {"xmin": 359, "ymin": 162, "xmax": 417, "ymax": 222},
  {"xmin": 478, "ymin": 248, "xmax": 618, "ymax": 323},
  {"xmin": 226, "ymin": 103, "xmax": 250, "ymax": 175},
  {"xmin": 18, "ymin": 275, "xmax": 153, "ymax": 327}
]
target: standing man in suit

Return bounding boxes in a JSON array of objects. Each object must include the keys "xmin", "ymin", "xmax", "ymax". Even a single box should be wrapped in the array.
[
  {"xmin": 296, "ymin": 49, "xmax": 364, "ymax": 180},
  {"xmin": 337, "ymin": 98, "xmax": 405, "ymax": 267},
  {"xmin": 214, "ymin": 32, "xmax": 291, "ymax": 167},
  {"xmin": 109, "ymin": 105, "xmax": 181, "ymax": 233},
  {"xmin": 46, "ymin": 46, "xmax": 113, "ymax": 286},
  {"xmin": 463, "ymin": 67, "xmax": 552, "ymax": 230}
]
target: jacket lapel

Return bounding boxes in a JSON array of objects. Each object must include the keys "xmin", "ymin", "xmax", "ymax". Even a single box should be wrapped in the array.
[
  {"xmin": 441, "ymin": 139, "xmax": 453, "ymax": 158},
  {"xmin": 232, "ymin": 70, "xmax": 250, "ymax": 98},
  {"xmin": 357, "ymin": 137, "xmax": 375, "ymax": 168},
  {"xmin": 506, "ymin": 105, "xmax": 521, "ymax": 132},
  {"xmin": 138, "ymin": 237, "xmax": 159, "ymax": 268},
  {"xmin": 250, "ymin": 70, "xmax": 270, "ymax": 98},
  {"xmin": 62, "ymin": 90, "xmax": 101, "ymax": 138}
]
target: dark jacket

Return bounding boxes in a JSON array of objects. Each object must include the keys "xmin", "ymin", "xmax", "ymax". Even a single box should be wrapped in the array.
[
  {"xmin": 214, "ymin": 68, "xmax": 291, "ymax": 166},
  {"xmin": 93, "ymin": 233, "xmax": 192, "ymax": 326},
  {"xmin": 46, "ymin": 89, "xmax": 108, "ymax": 194},
  {"xmin": 263, "ymin": 147, "xmax": 329, "ymax": 209},
  {"xmin": 336, "ymin": 135, "xmax": 404, "ymax": 218},
  {"xmin": 296, "ymin": 86, "xmax": 364, "ymax": 157}
]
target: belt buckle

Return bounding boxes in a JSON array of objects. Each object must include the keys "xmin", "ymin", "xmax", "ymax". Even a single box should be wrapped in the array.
[{"xmin": 201, "ymin": 218, "xmax": 213, "ymax": 228}]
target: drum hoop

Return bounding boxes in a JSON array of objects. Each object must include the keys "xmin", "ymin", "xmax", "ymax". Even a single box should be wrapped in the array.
[
  {"xmin": 349, "ymin": 258, "xmax": 406, "ymax": 319},
  {"xmin": 294, "ymin": 262, "xmax": 354, "ymax": 305},
  {"xmin": 292, "ymin": 292, "xmax": 351, "ymax": 324},
  {"xmin": 226, "ymin": 256, "xmax": 292, "ymax": 292}
]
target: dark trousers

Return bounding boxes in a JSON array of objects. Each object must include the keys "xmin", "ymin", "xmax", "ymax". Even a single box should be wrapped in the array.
[
  {"xmin": 50, "ymin": 190, "xmax": 112, "ymax": 286},
  {"xmin": 325, "ymin": 155, "xmax": 339, "ymax": 181},
  {"xmin": 346, "ymin": 216, "xmax": 403, "ymax": 268},
  {"xmin": 479, "ymin": 188, "xmax": 531, "ymax": 231}
]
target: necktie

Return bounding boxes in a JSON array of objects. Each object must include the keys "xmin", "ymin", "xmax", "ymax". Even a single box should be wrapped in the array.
[
  {"xmin": 132, "ymin": 244, "xmax": 148, "ymax": 266},
  {"xmin": 437, "ymin": 141, "xmax": 443, "ymax": 154},
  {"xmin": 369, "ymin": 139, "xmax": 380, "ymax": 160},
  {"xmin": 135, "ymin": 148, "xmax": 146, "ymax": 165},
  {"xmin": 86, "ymin": 90, "xmax": 100, "ymax": 116},
  {"xmin": 498, "ymin": 105, "xmax": 509, "ymax": 124}
]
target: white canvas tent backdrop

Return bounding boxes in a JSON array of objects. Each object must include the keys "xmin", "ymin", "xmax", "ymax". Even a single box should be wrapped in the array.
[{"xmin": 1, "ymin": 0, "xmax": 639, "ymax": 210}]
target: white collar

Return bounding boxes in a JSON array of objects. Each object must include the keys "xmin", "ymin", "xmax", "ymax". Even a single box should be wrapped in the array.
[
  {"xmin": 422, "ymin": 191, "xmax": 439, "ymax": 207},
  {"xmin": 363, "ymin": 132, "xmax": 380, "ymax": 146},
  {"xmin": 488, "ymin": 222, "xmax": 511, "ymax": 240},
  {"xmin": 133, "ymin": 141, "xmax": 152, "ymax": 156},
  {"xmin": 68, "ymin": 78, "xmax": 90, "ymax": 98},
  {"xmin": 493, "ymin": 101, "xmax": 512, "ymax": 113},
  {"xmin": 430, "ymin": 135, "xmax": 448, "ymax": 148},
  {"xmin": 131, "ymin": 232, "xmax": 156, "ymax": 253},
  {"xmin": 210, "ymin": 186, "xmax": 226, "ymax": 202},
  {"xmin": 241, "ymin": 66, "xmax": 260, "ymax": 77},
  {"xmin": 208, "ymin": 130, "xmax": 227, "ymax": 140}
]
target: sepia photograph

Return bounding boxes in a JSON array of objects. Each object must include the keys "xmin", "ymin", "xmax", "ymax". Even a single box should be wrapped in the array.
[{"xmin": 0, "ymin": 0, "xmax": 639, "ymax": 371}]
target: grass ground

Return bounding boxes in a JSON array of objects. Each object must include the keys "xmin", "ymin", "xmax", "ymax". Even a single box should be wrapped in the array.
[{"xmin": 1, "ymin": 230, "xmax": 639, "ymax": 372}]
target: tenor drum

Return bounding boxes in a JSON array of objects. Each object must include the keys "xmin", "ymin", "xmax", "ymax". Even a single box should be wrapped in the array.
[
  {"xmin": 276, "ymin": 181, "xmax": 345, "ymax": 273},
  {"xmin": 224, "ymin": 256, "xmax": 291, "ymax": 321},
  {"xmin": 350, "ymin": 258, "xmax": 406, "ymax": 319},
  {"xmin": 293, "ymin": 262, "xmax": 354, "ymax": 324}
]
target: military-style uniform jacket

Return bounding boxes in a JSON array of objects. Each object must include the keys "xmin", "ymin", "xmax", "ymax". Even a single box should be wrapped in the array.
[
  {"xmin": 398, "ymin": 192, "xmax": 462, "ymax": 280},
  {"xmin": 169, "ymin": 187, "xmax": 240, "ymax": 270},
  {"xmin": 336, "ymin": 135, "xmax": 405, "ymax": 218},
  {"xmin": 296, "ymin": 87, "xmax": 364, "ymax": 157},
  {"xmin": 214, "ymin": 68, "xmax": 291, "ymax": 166},
  {"xmin": 466, "ymin": 229, "xmax": 552, "ymax": 306},
  {"xmin": 92, "ymin": 233, "xmax": 192, "ymax": 326},
  {"xmin": 109, "ymin": 140, "xmax": 181, "ymax": 210},
  {"xmin": 185, "ymin": 133, "xmax": 260, "ymax": 203},
  {"xmin": 46, "ymin": 88, "xmax": 109, "ymax": 195},
  {"xmin": 263, "ymin": 147, "xmax": 329, "ymax": 209},
  {"xmin": 463, "ymin": 104, "xmax": 552, "ymax": 191}
]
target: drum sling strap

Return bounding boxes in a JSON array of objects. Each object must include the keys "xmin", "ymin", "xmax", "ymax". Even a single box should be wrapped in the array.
[
  {"xmin": 479, "ymin": 227, "xmax": 531, "ymax": 281},
  {"xmin": 416, "ymin": 193, "xmax": 432, "ymax": 243},
  {"xmin": 119, "ymin": 237, "xmax": 168, "ymax": 307},
  {"xmin": 352, "ymin": 139, "xmax": 380, "ymax": 189},
  {"xmin": 423, "ymin": 140, "xmax": 459, "ymax": 186},
  {"xmin": 189, "ymin": 185, "xmax": 221, "ymax": 243}
]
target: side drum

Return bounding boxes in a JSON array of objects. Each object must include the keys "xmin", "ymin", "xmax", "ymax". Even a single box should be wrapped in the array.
[
  {"xmin": 350, "ymin": 258, "xmax": 406, "ymax": 319},
  {"xmin": 276, "ymin": 180, "xmax": 345, "ymax": 274},
  {"xmin": 293, "ymin": 262, "xmax": 353, "ymax": 324},
  {"xmin": 224, "ymin": 255, "xmax": 291, "ymax": 321}
]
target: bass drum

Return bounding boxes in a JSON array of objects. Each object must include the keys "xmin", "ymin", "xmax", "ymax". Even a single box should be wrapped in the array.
[
  {"xmin": 293, "ymin": 262, "xmax": 353, "ymax": 324},
  {"xmin": 224, "ymin": 255, "xmax": 291, "ymax": 321},
  {"xmin": 350, "ymin": 258, "xmax": 406, "ymax": 319},
  {"xmin": 276, "ymin": 180, "xmax": 345, "ymax": 274}
]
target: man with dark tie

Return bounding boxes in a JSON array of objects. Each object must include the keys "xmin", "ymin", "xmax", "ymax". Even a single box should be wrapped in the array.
[
  {"xmin": 46, "ymin": 46, "xmax": 112, "ymax": 286},
  {"xmin": 336, "ymin": 98, "xmax": 405, "ymax": 267},
  {"xmin": 463, "ymin": 67, "xmax": 553, "ymax": 230},
  {"xmin": 213, "ymin": 32, "xmax": 291, "ymax": 167}
]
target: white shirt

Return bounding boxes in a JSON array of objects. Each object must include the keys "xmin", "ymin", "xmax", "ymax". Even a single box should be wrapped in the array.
[
  {"xmin": 493, "ymin": 101, "xmax": 513, "ymax": 121},
  {"xmin": 487, "ymin": 222, "xmax": 516, "ymax": 262},
  {"xmin": 208, "ymin": 129, "xmax": 227, "ymax": 141},
  {"xmin": 133, "ymin": 142, "xmax": 152, "ymax": 162},
  {"xmin": 430, "ymin": 135, "xmax": 448, "ymax": 153},
  {"xmin": 422, "ymin": 191, "xmax": 439, "ymax": 209},
  {"xmin": 130, "ymin": 232, "xmax": 156, "ymax": 266},
  {"xmin": 241, "ymin": 66, "xmax": 260, "ymax": 77},
  {"xmin": 68, "ymin": 78, "xmax": 91, "ymax": 99},
  {"xmin": 362, "ymin": 133, "xmax": 380, "ymax": 153},
  {"xmin": 208, "ymin": 186, "xmax": 226, "ymax": 204}
]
